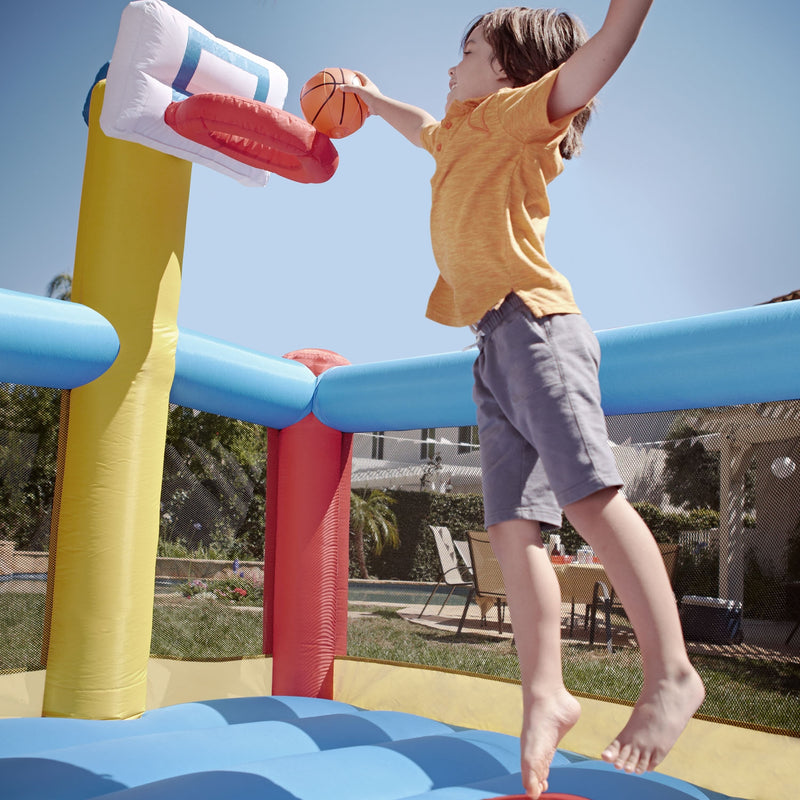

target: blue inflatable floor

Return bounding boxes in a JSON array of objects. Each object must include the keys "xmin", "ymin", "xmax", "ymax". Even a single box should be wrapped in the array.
[{"xmin": 0, "ymin": 696, "xmax": 742, "ymax": 800}]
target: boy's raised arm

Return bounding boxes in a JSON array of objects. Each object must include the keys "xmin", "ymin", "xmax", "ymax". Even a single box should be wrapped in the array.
[
  {"xmin": 341, "ymin": 73, "xmax": 437, "ymax": 148},
  {"xmin": 548, "ymin": 0, "xmax": 653, "ymax": 121}
]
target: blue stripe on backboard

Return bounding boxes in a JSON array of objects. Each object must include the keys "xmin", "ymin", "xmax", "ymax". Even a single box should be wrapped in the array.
[{"xmin": 173, "ymin": 27, "xmax": 271, "ymax": 101}]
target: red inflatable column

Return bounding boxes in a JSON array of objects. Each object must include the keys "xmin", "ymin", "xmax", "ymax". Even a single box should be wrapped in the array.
[{"xmin": 265, "ymin": 349, "xmax": 353, "ymax": 699}]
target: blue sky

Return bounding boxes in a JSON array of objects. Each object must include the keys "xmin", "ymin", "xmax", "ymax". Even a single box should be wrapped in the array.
[{"xmin": 2, "ymin": 1, "xmax": 799, "ymax": 365}]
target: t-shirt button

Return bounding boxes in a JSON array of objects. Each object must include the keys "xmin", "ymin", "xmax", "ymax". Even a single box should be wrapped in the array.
[{"xmin": 436, "ymin": 143, "xmax": 442, "ymax": 151}]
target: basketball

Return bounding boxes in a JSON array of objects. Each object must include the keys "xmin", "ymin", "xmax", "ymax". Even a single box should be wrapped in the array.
[{"xmin": 300, "ymin": 68, "xmax": 368, "ymax": 139}]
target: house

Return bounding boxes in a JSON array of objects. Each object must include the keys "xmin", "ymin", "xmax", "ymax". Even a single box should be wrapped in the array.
[{"xmin": 351, "ymin": 426, "xmax": 482, "ymax": 494}]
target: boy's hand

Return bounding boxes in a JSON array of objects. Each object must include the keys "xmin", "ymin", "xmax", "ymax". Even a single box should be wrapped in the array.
[{"xmin": 339, "ymin": 71, "xmax": 382, "ymax": 116}]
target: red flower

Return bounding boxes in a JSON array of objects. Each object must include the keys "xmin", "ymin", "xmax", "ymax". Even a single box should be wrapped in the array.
[{"xmin": 233, "ymin": 587, "xmax": 247, "ymax": 597}]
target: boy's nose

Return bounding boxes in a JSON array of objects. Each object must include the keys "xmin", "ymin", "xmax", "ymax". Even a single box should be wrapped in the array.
[{"xmin": 448, "ymin": 66, "xmax": 455, "ymax": 77}]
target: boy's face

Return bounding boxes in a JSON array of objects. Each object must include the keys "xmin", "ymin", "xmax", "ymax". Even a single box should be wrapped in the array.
[{"xmin": 446, "ymin": 23, "xmax": 512, "ymax": 111}]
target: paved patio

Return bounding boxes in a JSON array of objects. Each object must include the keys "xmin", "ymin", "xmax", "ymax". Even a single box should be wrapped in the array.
[{"xmin": 391, "ymin": 599, "xmax": 800, "ymax": 663}]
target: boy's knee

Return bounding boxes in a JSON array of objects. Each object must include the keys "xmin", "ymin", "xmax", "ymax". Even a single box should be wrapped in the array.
[
  {"xmin": 488, "ymin": 519, "xmax": 543, "ymax": 551},
  {"xmin": 563, "ymin": 486, "xmax": 624, "ymax": 527}
]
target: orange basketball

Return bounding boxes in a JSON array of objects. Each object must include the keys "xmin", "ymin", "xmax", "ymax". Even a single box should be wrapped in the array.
[{"xmin": 300, "ymin": 68, "xmax": 368, "ymax": 139}]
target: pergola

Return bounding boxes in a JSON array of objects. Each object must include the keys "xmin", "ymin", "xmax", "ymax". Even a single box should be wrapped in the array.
[{"xmin": 679, "ymin": 399, "xmax": 800, "ymax": 601}]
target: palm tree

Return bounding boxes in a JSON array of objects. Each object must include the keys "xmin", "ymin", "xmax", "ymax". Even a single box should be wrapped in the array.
[
  {"xmin": 46, "ymin": 273, "xmax": 72, "ymax": 301},
  {"xmin": 350, "ymin": 490, "xmax": 399, "ymax": 579}
]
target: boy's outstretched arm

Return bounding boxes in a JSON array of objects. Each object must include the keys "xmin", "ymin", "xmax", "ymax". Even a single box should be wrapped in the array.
[
  {"xmin": 340, "ymin": 73, "xmax": 436, "ymax": 148},
  {"xmin": 548, "ymin": 0, "xmax": 653, "ymax": 121}
]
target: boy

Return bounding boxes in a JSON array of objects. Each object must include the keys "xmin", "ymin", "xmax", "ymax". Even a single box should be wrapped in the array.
[{"xmin": 343, "ymin": 3, "xmax": 705, "ymax": 797}]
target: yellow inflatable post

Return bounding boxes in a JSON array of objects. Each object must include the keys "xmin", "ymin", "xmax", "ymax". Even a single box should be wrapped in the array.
[{"xmin": 42, "ymin": 82, "xmax": 191, "ymax": 719}]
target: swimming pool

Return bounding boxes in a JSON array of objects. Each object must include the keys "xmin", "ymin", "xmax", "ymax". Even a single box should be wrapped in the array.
[{"xmin": 2, "ymin": 574, "xmax": 459, "ymax": 606}]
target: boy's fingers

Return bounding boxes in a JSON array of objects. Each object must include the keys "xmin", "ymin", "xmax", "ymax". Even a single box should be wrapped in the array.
[{"xmin": 338, "ymin": 82, "xmax": 374, "ymax": 116}]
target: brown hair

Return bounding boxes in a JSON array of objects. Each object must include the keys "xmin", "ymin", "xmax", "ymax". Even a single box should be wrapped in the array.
[{"xmin": 463, "ymin": 7, "xmax": 593, "ymax": 158}]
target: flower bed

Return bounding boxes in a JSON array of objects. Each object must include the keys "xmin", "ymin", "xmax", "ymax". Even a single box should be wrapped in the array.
[{"xmin": 180, "ymin": 560, "xmax": 264, "ymax": 606}]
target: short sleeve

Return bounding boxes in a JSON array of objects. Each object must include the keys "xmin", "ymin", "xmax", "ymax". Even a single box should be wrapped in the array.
[
  {"xmin": 494, "ymin": 66, "xmax": 584, "ymax": 145},
  {"xmin": 419, "ymin": 120, "xmax": 441, "ymax": 155}
]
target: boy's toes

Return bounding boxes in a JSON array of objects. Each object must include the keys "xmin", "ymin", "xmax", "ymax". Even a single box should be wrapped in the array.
[
  {"xmin": 600, "ymin": 739, "xmax": 620, "ymax": 765},
  {"xmin": 603, "ymin": 739, "xmax": 653, "ymax": 774},
  {"xmin": 522, "ymin": 777, "xmax": 547, "ymax": 800},
  {"xmin": 627, "ymin": 748, "xmax": 648, "ymax": 774},
  {"xmin": 624, "ymin": 745, "xmax": 654, "ymax": 774},
  {"xmin": 612, "ymin": 742, "xmax": 638, "ymax": 772}
]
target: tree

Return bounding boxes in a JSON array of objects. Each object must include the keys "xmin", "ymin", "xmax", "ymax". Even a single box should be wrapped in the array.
[
  {"xmin": 350, "ymin": 490, "xmax": 399, "ymax": 579},
  {"xmin": 161, "ymin": 407, "xmax": 269, "ymax": 559},
  {"xmin": 0, "ymin": 385, "xmax": 61, "ymax": 549},
  {"xmin": 663, "ymin": 422, "xmax": 755, "ymax": 512},
  {"xmin": 663, "ymin": 424, "xmax": 720, "ymax": 510},
  {"xmin": 45, "ymin": 273, "xmax": 72, "ymax": 301}
]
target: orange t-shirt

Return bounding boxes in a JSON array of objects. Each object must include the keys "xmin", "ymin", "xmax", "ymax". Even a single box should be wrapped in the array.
[{"xmin": 420, "ymin": 68, "xmax": 584, "ymax": 327}]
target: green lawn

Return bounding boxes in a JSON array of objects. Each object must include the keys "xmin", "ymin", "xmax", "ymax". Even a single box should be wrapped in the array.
[
  {"xmin": 2, "ymin": 593, "xmax": 798, "ymax": 734},
  {"xmin": 347, "ymin": 606, "xmax": 800, "ymax": 733},
  {"xmin": 152, "ymin": 601, "xmax": 264, "ymax": 659},
  {"xmin": 0, "ymin": 593, "xmax": 45, "ymax": 671}
]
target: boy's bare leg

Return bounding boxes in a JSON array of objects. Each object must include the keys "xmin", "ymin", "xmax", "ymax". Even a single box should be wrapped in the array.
[
  {"xmin": 489, "ymin": 519, "xmax": 582, "ymax": 799},
  {"xmin": 564, "ymin": 488, "xmax": 705, "ymax": 774}
]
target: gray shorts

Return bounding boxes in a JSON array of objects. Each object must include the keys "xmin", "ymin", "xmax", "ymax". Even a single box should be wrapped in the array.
[{"xmin": 472, "ymin": 294, "xmax": 623, "ymax": 530}]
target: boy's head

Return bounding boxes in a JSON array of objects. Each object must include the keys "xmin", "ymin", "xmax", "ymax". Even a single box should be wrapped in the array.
[{"xmin": 464, "ymin": 7, "xmax": 593, "ymax": 158}]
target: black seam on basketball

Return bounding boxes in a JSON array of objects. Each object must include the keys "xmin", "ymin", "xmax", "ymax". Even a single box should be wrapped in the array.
[{"xmin": 305, "ymin": 70, "xmax": 340, "ymax": 126}]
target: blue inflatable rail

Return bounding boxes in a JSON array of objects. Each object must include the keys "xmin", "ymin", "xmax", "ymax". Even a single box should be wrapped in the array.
[
  {"xmin": 0, "ymin": 290, "xmax": 315, "ymax": 430},
  {"xmin": 314, "ymin": 350, "xmax": 479, "ymax": 431},
  {"xmin": 171, "ymin": 329, "xmax": 315, "ymax": 429},
  {"xmin": 314, "ymin": 300, "xmax": 800, "ymax": 432},
  {"xmin": 0, "ymin": 696, "xmax": 743, "ymax": 800},
  {"xmin": 1, "ymin": 288, "xmax": 798, "ymax": 430},
  {"xmin": 596, "ymin": 301, "xmax": 800, "ymax": 416},
  {"xmin": 0, "ymin": 289, "xmax": 119, "ymax": 390}
]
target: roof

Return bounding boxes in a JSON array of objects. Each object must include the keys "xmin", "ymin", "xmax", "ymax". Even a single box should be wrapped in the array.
[
  {"xmin": 350, "ymin": 456, "xmax": 482, "ymax": 492},
  {"xmin": 759, "ymin": 289, "xmax": 800, "ymax": 304}
]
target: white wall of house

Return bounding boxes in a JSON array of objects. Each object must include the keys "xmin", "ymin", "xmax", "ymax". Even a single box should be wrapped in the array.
[
  {"xmin": 351, "ymin": 426, "xmax": 482, "ymax": 493},
  {"xmin": 351, "ymin": 426, "xmax": 675, "ymax": 502}
]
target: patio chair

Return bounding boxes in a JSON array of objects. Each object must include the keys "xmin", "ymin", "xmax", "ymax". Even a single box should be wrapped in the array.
[
  {"xmin": 783, "ymin": 581, "xmax": 800, "ymax": 646},
  {"xmin": 606, "ymin": 541, "xmax": 680, "ymax": 615},
  {"xmin": 586, "ymin": 541, "xmax": 680, "ymax": 652},
  {"xmin": 454, "ymin": 539, "xmax": 471, "ymax": 573},
  {"xmin": 659, "ymin": 542, "xmax": 681, "ymax": 590},
  {"xmin": 455, "ymin": 538, "xmax": 499, "ymax": 624},
  {"xmin": 418, "ymin": 526, "xmax": 471, "ymax": 617},
  {"xmin": 457, "ymin": 531, "xmax": 508, "ymax": 635}
]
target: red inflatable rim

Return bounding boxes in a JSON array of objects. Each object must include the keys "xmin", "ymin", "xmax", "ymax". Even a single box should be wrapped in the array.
[
  {"xmin": 164, "ymin": 93, "xmax": 338, "ymax": 184},
  {"xmin": 494, "ymin": 795, "xmax": 590, "ymax": 799}
]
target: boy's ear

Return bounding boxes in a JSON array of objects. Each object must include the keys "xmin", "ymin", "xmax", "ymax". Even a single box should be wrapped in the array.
[
  {"xmin": 492, "ymin": 58, "xmax": 511, "ymax": 84},
  {"xmin": 493, "ymin": 62, "xmax": 513, "ymax": 88}
]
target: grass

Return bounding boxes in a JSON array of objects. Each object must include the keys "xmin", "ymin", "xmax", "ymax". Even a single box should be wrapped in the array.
[
  {"xmin": 0, "ymin": 593, "xmax": 45, "ymax": 671},
  {"xmin": 151, "ymin": 601, "xmax": 264, "ymax": 659},
  {"xmin": 347, "ymin": 605, "xmax": 800, "ymax": 734},
  {"xmin": 3, "ymin": 593, "xmax": 799, "ymax": 734}
]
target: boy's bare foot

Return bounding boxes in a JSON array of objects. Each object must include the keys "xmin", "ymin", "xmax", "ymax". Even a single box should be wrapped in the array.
[
  {"xmin": 520, "ymin": 689, "xmax": 582, "ymax": 799},
  {"xmin": 602, "ymin": 666, "xmax": 705, "ymax": 774}
]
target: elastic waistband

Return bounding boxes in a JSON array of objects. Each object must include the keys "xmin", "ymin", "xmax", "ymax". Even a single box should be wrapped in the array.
[{"xmin": 471, "ymin": 293, "xmax": 527, "ymax": 337}]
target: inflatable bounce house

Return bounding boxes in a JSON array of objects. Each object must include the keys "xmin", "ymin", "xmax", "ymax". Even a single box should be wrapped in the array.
[{"xmin": 0, "ymin": 3, "xmax": 798, "ymax": 799}]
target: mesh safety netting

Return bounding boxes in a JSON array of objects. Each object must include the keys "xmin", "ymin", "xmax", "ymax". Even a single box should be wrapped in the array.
[{"xmin": 1, "ymin": 383, "xmax": 798, "ymax": 733}]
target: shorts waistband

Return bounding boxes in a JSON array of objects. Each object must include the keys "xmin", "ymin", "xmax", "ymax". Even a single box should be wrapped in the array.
[{"xmin": 470, "ymin": 293, "xmax": 527, "ymax": 337}]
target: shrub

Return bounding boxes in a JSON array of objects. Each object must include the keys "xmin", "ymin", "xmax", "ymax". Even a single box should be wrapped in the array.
[
  {"xmin": 787, "ymin": 521, "xmax": 800, "ymax": 582},
  {"xmin": 350, "ymin": 491, "xmax": 484, "ymax": 581},
  {"xmin": 743, "ymin": 548, "xmax": 785, "ymax": 620},
  {"xmin": 179, "ymin": 562, "xmax": 264, "ymax": 606}
]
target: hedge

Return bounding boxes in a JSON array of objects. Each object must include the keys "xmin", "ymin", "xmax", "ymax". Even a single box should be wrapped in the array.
[{"xmin": 349, "ymin": 492, "xmax": 727, "ymax": 582}]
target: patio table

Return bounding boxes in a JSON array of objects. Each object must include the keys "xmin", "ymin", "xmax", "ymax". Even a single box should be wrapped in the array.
[{"xmin": 553, "ymin": 562, "xmax": 614, "ymax": 651}]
